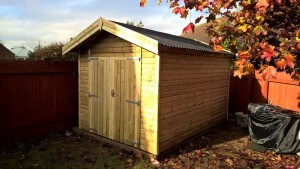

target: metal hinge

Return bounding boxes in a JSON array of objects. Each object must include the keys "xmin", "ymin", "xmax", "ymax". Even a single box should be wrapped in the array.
[
  {"xmin": 127, "ymin": 57, "xmax": 140, "ymax": 61},
  {"xmin": 126, "ymin": 99, "xmax": 140, "ymax": 106},
  {"xmin": 88, "ymin": 57, "xmax": 98, "ymax": 61},
  {"xmin": 89, "ymin": 93, "xmax": 99, "ymax": 98}
]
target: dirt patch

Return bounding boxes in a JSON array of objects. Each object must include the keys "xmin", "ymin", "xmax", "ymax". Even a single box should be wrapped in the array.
[
  {"xmin": 0, "ymin": 122, "xmax": 297, "ymax": 169},
  {"xmin": 159, "ymin": 122, "xmax": 297, "ymax": 168}
]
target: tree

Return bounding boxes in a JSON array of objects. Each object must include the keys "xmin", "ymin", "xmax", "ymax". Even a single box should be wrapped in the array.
[
  {"xmin": 140, "ymin": 0, "xmax": 300, "ymax": 80},
  {"xmin": 28, "ymin": 42, "xmax": 77, "ymax": 61},
  {"xmin": 126, "ymin": 20, "xmax": 144, "ymax": 27}
]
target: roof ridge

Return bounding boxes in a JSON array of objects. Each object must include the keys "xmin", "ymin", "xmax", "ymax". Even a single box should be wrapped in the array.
[{"xmin": 112, "ymin": 21, "xmax": 212, "ymax": 48}]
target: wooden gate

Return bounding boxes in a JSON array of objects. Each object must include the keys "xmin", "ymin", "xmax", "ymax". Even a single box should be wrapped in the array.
[{"xmin": 89, "ymin": 57, "xmax": 141, "ymax": 148}]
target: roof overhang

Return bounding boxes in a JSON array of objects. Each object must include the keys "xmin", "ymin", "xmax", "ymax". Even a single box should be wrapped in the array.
[{"xmin": 62, "ymin": 17, "xmax": 158, "ymax": 55}]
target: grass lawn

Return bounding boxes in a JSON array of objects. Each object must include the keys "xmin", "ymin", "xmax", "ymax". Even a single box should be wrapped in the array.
[{"xmin": 0, "ymin": 121, "xmax": 297, "ymax": 169}]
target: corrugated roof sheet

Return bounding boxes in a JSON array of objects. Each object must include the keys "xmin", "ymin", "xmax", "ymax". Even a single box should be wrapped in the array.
[{"xmin": 114, "ymin": 21, "xmax": 230, "ymax": 54}]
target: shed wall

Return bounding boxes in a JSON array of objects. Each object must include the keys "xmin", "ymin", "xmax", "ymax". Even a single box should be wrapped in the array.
[
  {"xmin": 158, "ymin": 48, "xmax": 230, "ymax": 152},
  {"xmin": 78, "ymin": 33, "xmax": 158, "ymax": 154}
]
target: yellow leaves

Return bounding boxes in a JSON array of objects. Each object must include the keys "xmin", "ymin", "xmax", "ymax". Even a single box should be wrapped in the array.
[
  {"xmin": 255, "ymin": 15, "xmax": 265, "ymax": 22},
  {"xmin": 225, "ymin": 158, "xmax": 234, "ymax": 167},
  {"xmin": 157, "ymin": 0, "xmax": 162, "ymax": 5},
  {"xmin": 238, "ymin": 24, "xmax": 251, "ymax": 33},
  {"xmin": 238, "ymin": 25, "xmax": 247, "ymax": 32},
  {"xmin": 254, "ymin": 26, "xmax": 267, "ymax": 35},
  {"xmin": 234, "ymin": 60, "xmax": 255, "ymax": 79},
  {"xmin": 242, "ymin": 0, "xmax": 251, "ymax": 6}
]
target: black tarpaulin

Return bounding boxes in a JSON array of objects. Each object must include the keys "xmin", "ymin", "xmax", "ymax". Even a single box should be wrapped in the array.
[{"xmin": 248, "ymin": 103, "xmax": 300, "ymax": 153}]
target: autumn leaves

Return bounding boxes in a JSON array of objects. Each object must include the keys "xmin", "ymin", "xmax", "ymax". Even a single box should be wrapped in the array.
[{"xmin": 140, "ymin": 0, "xmax": 299, "ymax": 80}]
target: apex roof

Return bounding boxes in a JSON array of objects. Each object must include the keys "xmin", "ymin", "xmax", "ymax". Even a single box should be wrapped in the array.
[{"xmin": 63, "ymin": 17, "xmax": 230, "ymax": 55}]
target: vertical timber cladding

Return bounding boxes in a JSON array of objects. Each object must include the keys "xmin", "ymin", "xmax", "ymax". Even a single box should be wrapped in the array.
[
  {"xmin": 158, "ymin": 48, "xmax": 230, "ymax": 153},
  {"xmin": 80, "ymin": 33, "xmax": 159, "ymax": 154},
  {"xmin": 87, "ymin": 35, "xmax": 141, "ymax": 147}
]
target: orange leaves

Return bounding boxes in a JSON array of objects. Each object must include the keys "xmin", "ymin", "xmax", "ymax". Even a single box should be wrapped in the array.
[
  {"xmin": 139, "ymin": 0, "xmax": 298, "ymax": 80},
  {"xmin": 140, "ymin": 0, "xmax": 162, "ymax": 6},
  {"xmin": 284, "ymin": 54, "xmax": 295, "ymax": 69},
  {"xmin": 195, "ymin": 0, "xmax": 209, "ymax": 11},
  {"xmin": 140, "ymin": 0, "xmax": 146, "ymax": 7},
  {"xmin": 182, "ymin": 22, "xmax": 195, "ymax": 33},
  {"xmin": 173, "ymin": 7, "xmax": 188, "ymax": 18},
  {"xmin": 238, "ymin": 51, "xmax": 252, "ymax": 59},
  {"xmin": 276, "ymin": 59, "xmax": 287, "ymax": 70},
  {"xmin": 234, "ymin": 61, "xmax": 255, "ymax": 79},
  {"xmin": 260, "ymin": 65, "xmax": 277, "ymax": 80},
  {"xmin": 213, "ymin": 45, "xmax": 223, "ymax": 52},
  {"xmin": 255, "ymin": 0, "xmax": 269, "ymax": 12},
  {"xmin": 234, "ymin": 56, "xmax": 255, "ymax": 79},
  {"xmin": 260, "ymin": 43, "xmax": 278, "ymax": 61}
]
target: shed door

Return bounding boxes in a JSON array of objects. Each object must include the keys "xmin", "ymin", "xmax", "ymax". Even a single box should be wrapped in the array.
[{"xmin": 89, "ymin": 57, "xmax": 141, "ymax": 148}]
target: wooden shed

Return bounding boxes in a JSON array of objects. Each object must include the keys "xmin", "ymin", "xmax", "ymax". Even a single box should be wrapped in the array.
[{"xmin": 62, "ymin": 17, "xmax": 231, "ymax": 155}]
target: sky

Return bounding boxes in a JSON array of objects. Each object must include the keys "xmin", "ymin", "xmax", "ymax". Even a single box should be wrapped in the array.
[{"xmin": 0, "ymin": 0, "xmax": 206, "ymax": 50}]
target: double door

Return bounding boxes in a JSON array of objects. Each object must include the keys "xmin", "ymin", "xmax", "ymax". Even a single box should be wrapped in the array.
[{"xmin": 88, "ymin": 56, "xmax": 141, "ymax": 147}]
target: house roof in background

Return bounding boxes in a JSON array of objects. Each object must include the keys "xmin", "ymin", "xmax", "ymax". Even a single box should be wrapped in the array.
[
  {"xmin": 181, "ymin": 16, "xmax": 228, "ymax": 44},
  {"xmin": 0, "ymin": 43, "xmax": 15, "ymax": 60},
  {"xmin": 11, "ymin": 46, "xmax": 30, "ymax": 58},
  {"xmin": 181, "ymin": 23, "xmax": 210, "ymax": 44}
]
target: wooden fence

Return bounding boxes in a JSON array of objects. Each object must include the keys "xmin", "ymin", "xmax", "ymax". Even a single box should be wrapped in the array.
[
  {"xmin": 0, "ymin": 61, "xmax": 78, "ymax": 144},
  {"xmin": 229, "ymin": 72, "xmax": 300, "ymax": 114}
]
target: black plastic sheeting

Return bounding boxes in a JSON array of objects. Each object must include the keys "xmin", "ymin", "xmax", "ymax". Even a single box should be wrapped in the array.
[{"xmin": 248, "ymin": 103, "xmax": 300, "ymax": 153}]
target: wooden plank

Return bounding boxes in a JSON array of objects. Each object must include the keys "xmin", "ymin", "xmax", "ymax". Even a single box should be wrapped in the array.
[
  {"xmin": 62, "ymin": 18, "xmax": 102, "ymax": 55},
  {"xmin": 158, "ymin": 51, "xmax": 230, "ymax": 153},
  {"xmin": 120, "ymin": 60, "xmax": 125, "ymax": 143},
  {"xmin": 102, "ymin": 18, "xmax": 158, "ymax": 54}
]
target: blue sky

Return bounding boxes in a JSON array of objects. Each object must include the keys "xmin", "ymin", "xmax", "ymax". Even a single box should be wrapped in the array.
[{"xmin": 0, "ymin": 0, "xmax": 205, "ymax": 50}]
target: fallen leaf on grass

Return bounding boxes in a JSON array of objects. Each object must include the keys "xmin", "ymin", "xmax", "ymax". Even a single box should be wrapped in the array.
[
  {"xmin": 126, "ymin": 158, "xmax": 134, "ymax": 167},
  {"xmin": 225, "ymin": 158, "xmax": 234, "ymax": 167},
  {"xmin": 150, "ymin": 157, "xmax": 160, "ymax": 166}
]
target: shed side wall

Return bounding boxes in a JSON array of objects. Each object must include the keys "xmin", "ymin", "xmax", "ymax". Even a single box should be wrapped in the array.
[
  {"xmin": 141, "ymin": 49, "xmax": 159, "ymax": 155},
  {"xmin": 78, "ymin": 33, "xmax": 158, "ymax": 155},
  {"xmin": 158, "ymin": 48, "xmax": 230, "ymax": 152}
]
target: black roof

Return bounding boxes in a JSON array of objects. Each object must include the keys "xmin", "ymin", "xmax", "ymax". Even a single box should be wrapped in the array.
[{"xmin": 114, "ymin": 21, "xmax": 230, "ymax": 54}]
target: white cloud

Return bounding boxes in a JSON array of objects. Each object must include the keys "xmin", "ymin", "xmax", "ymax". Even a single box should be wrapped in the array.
[{"xmin": 0, "ymin": 0, "xmax": 206, "ymax": 49}]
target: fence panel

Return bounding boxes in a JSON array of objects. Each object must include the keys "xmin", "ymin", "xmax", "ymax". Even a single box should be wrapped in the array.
[
  {"xmin": 0, "ymin": 60, "xmax": 78, "ymax": 144},
  {"xmin": 229, "ymin": 72, "xmax": 300, "ymax": 114}
]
